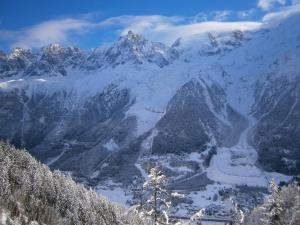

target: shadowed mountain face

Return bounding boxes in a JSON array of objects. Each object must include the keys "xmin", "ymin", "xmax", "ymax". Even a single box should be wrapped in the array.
[
  {"xmin": 152, "ymin": 80, "xmax": 247, "ymax": 155},
  {"xmin": 1, "ymin": 12, "xmax": 300, "ymax": 187},
  {"xmin": 252, "ymin": 76, "xmax": 300, "ymax": 175}
]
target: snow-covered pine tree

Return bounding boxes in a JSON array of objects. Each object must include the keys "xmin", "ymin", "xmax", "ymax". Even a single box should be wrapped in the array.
[
  {"xmin": 279, "ymin": 182, "xmax": 300, "ymax": 225},
  {"xmin": 244, "ymin": 181, "xmax": 300, "ymax": 225},
  {"xmin": 289, "ymin": 193, "xmax": 300, "ymax": 225},
  {"xmin": 232, "ymin": 203, "xmax": 244, "ymax": 225},
  {"xmin": 189, "ymin": 208, "xmax": 205, "ymax": 225},
  {"xmin": 262, "ymin": 181, "xmax": 284, "ymax": 225},
  {"xmin": 142, "ymin": 167, "xmax": 171, "ymax": 225}
]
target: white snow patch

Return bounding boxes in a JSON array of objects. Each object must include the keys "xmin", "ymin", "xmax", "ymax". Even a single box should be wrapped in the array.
[
  {"xmin": 90, "ymin": 170, "xmax": 100, "ymax": 179},
  {"xmin": 207, "ymin": 117, "xmax": 292, "ymax": 187},
  {"xmin": 96, "ymin": 181, "xmax": 131, "ymax": 205},
  {"xmin": 103, "ymin": 139, "xmax": 119, "ymax": 151},
  {"xmin": 1, "ymin": 211, "xmax": 8, "ymax": 225},
  {"xmin": 34, "ymin": 78, "xmax": 47, "ymax": 82},
  {"xmin": 202, "ymin": 221, "xmax": 227, "ymax": 225},
  {"xmin": 188, "ymin": 152, "xmax": 203, "ymax": 163},
  {"xmin": 265, "ymin": 172, "xmax": 292, "ymax": 184}
]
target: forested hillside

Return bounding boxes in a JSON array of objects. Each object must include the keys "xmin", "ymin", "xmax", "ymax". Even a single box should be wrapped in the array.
[{"xmin": 0, "ymin": 142, "xmax": 149, "ymax": 225}]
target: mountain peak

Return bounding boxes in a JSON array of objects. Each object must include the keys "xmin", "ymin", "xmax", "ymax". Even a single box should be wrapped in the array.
[
  {"xmin": 90, "ymin": 30, "xmax": 175, "ymax": 68},
  {"xmin": 118, "ymin": 30, "xmax": 147, "ymax": 48},
  {"xmin": 9, "ymin": 47, "xmax": 32, "ymax": 59},
  {"xmin": 42, "ymin": 43, "xmax": 64, "ymax": 54},
  {"xmin": 126, "ymin": 30, "xmax": 141, "ymax": 40}
]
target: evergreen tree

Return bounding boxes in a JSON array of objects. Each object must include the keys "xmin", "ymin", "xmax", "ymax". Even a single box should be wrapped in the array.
[
  {"xmin": 232, "ymin": 203, "xmax": 244, "ymax": 225},
  {"xmin": 244, "ymin": 181, "xmax": 300, "ymax": 225},
  {"xmin": 142, "ymin": 167, "xmax": 171, "ymax": 225},
  {"xmin": 189, "ymin": 208, "xmax": 205, "ymax": 225},
  {"xmin": 262, "ymin": 181, "xmax": 284, "ymax": 225}
]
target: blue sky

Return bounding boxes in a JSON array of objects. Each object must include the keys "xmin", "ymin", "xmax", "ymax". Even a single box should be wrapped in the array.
[{"xmin": 0, "ymin": 0, "xmax": 300, "ymax": 51}]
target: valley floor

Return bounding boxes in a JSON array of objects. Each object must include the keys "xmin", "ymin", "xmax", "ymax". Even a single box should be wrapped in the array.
[{"xmin": 97, "ymin": 116, "xmax": 292, "ymax": 218}]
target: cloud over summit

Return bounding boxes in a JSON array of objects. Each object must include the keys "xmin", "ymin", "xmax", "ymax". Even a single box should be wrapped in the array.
[{"xmin": 1, "ymin": 1, "xmax": 300, "ymax": 50}]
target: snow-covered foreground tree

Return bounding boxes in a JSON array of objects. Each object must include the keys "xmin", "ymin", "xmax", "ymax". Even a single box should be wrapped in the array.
[
  {"xmin": 232, "ymin": 203, "xmax": 244, "ymax": 225},
  {"xmin": 243, "ymin": 181, "xmax": 300, "ymax": 225},
  {"xmin": 188, "ymin": 209, "xmax": 205, "ymax": 225},
  {"xmin": 134, "ymin": 166, "xmax": 184, "ymax": 225},
  {"xmin": 0, "ymin": 142, "xmax": 150, "ymax": 225},
  {"xmin": 141, "ymin": 167, "xmax": 171, "ymax": 224}
]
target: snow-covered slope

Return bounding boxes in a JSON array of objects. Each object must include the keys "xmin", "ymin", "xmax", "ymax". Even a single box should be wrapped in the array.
[{"xmin": 1, "ymin": 10, "xmax": 300, "ymax": 216}]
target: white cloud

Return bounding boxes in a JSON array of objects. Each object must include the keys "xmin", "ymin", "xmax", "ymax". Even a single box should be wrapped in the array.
[
  {"xmin": 192, "ymin": 13, "xmax": 208, "ymax": 22},
  {"xmin": 262, "ymin": 3, "xmax": 300, "ymax": 26},
  {"xmin": 211, "ymin": 10, "xmax": 232, "ymax": 21},
  {"xmin": 0, "ymin": 14, "xmax": 262, "ymax": 49},
  {"xmin": 0, "ymin": 18, "xmax": 93, "ymax": 49},
  {"xmin": 0, "ymin": 15, "xmax": 184, "ymax": 49},
  {"xmin": 97, "ymin": 15, "xmax": 261, "ymax": 45},
  {"xmin": 144, "ymin": 21, "xmax": 261, "ymax": 45},
  {"xmin": 190, "ymin": 10, "xmax": 232, "ymax": 23},
  {"xmin": 98, "ymin": 15, "xmax": 183, "ymax": 34},
  {"xmin": 292, "ymin": 0, "xmax": 300, "ymax": 4},
  {"xmin": 2, "ymin": 2, "xmax": 300, "ymax": 50},
  {"xmin": 257, "ymin": 0, "xmax": 287, "ymax": 11},
  {"xmin": 237, "ymin": 9, "xmax": 256, "ymax": 19}
]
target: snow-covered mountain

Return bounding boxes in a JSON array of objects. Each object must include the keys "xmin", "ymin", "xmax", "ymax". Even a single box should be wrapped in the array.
[{"xmin": 1, "ymin": 9, "xmax": 300, "ymax": 216}]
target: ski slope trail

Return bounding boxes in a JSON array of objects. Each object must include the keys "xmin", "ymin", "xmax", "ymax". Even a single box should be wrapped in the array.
[{"xmin": 207, "ymin": 117, "xmax": 269, "ymax": 187}]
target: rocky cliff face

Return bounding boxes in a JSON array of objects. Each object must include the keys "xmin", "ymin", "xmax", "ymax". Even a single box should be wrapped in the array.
[{"xmin": 1, "ymin": 12, "xmax": 300, "ymax": 189}]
